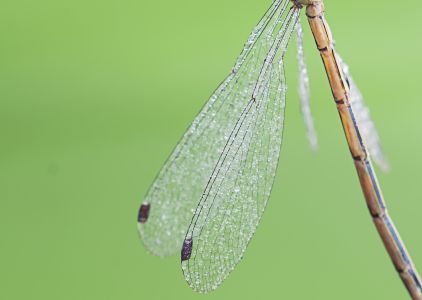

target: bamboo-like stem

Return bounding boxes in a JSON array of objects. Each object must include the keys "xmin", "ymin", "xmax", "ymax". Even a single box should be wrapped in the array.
[{"xmin": 303, "ymin": 2, "xmax": 422, "ymax": 299}]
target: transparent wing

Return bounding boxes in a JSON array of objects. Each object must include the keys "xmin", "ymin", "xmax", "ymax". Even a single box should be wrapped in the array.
[
  {"xmin": 181, "ymin": 9, "xmax": 299, "ymax": 293},
  {"xmin": 138, "ymin": 0, "xmax": 291, "ymax": 257},
  {"xmin": 337, "ymin": 55, "xmax": 390, "ymax": 171},
  {"xmin": 296, "ymin": 21, "xmax": 318, "ymax": 151}
]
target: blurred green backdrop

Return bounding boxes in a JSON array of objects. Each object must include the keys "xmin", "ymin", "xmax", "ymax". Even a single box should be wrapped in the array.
[{"xmin": 1, "ymin": 0, "xmax": 422, "ymax": 299}]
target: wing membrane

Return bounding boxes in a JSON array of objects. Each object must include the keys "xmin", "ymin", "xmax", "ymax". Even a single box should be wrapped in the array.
[
  {"xmin": 338, "ymin": 55, "xmax": 390, "ymax": 171},
  {"xmin": 138, "ymin": 0, "xmax": 291, "ymax": 256},
  {"xmin": 181, "ymin": 9, "xmax": 299, "ymax": 292},
  {"xmin": 296, "ymin": 21, "xmax": 318, "ymax": 150}
]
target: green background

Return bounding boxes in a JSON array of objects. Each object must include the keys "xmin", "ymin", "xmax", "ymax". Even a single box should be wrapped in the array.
[{"xmin": 1, "ymin": 0, "xmax": 421, "ymax": 299}]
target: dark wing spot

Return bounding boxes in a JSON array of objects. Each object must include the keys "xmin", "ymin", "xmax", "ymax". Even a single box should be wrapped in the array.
[
  {"xmin": 181, "ymin": 238, "xmax": 193, "ymax": 261},
  {"xmin": 138, "ymin": 203, "xmax": 151, "ymax": 223}
]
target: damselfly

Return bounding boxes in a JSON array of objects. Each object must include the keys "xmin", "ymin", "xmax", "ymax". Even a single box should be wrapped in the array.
[{"xmin": 137, "ymin": 1, "xmax": 422, "ymax": 298}]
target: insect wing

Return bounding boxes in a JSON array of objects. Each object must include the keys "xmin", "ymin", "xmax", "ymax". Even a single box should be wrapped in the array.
[
  {"xmin": 296, "ymin": 21, "xmax": 318, "ymax": 150},
  {"xmin": 138, "ymin": 0, "xmax": 290, "ymax": 257},
  {"xmin": 338, "ymin": 55, "xmax": 390, "ymax": 171},
  {"xmin": 181, "ymin": 8, "xmax": 300, "ymax": 293}
]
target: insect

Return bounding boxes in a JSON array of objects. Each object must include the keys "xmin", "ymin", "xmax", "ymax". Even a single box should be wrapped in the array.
[{"xmin": 137, "ymin": 0, "xmax": 422, "ymax": 298}]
